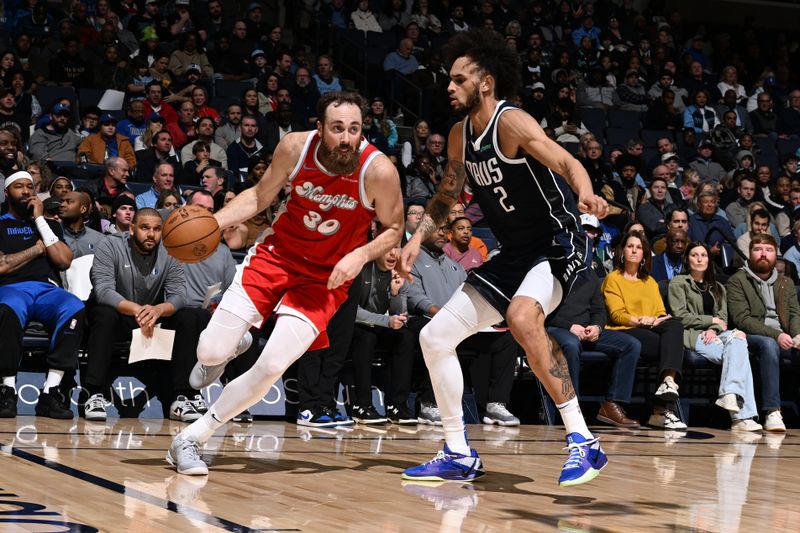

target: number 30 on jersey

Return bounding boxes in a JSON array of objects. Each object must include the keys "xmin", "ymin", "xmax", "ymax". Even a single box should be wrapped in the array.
[{"xmin": 304, "ymin": 211, "xmax": 341, "ymax": 235}]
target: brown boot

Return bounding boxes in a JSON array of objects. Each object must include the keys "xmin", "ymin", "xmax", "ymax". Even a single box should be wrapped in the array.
[{"xmin": 597, "ymin": 401, "xmax": 640, "ymax": 428}]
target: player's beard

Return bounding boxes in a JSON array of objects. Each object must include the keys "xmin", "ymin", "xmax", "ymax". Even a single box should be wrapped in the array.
[
  {"xmin": 318, "ymin": 140, "xmax": 360, "ymax": 176},
  {"xmin": 454, "ymin": 84, "xmax": 481, "ymax": 113},
  {"xmin": 465, "ymin": 84, "xmax": 481, "ymax": 112}
]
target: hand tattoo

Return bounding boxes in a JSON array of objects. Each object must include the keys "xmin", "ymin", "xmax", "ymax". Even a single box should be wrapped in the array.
[{"xmin": 415, "ymin": 160, "xmax": 467, "ymax": 241}]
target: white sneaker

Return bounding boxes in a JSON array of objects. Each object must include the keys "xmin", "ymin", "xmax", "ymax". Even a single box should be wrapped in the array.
[
  {"xmin": 166, "ymin": 434, "xmax": 208, "ymax": 475},
  {"xmin": 189, "ymin": 331, "xmax": 253, "ymax": 389},
  {"xmin": 715, "ymin": 393, "xmax": 740, "ymax": 413},
  {"xmin": 170, "ymin": 395, "xmax": 203, "ymax": 422},
  {"xmin": 482, "ymin": 402, "xmax": 521, "ymax": 426},
  {"xmin": 647, "ymin": 409, "xmax": 687, "ymax": 430},
  {"xmin": 731, "ymin": 418, "xmax": 763, "ymax": 432},
  {"xmin": 764, "ymin": 410, "xmax": 786, "ymax": 432},
  {"xmin": 654, "ymin": 376, "xmax": 679, "ymax": 401},
  {"xmin": 83, "ymin": 393, "xmax": 110, "ymax": 421}
]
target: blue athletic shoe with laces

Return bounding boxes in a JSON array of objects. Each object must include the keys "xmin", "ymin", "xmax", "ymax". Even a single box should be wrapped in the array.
[
  {"xmin": 558, "ymin": 432, "xmax": 608, "ymax": 487},
  {"xmin": 401, "ymin": 444, "xmax": 485, "ymax": 482}
]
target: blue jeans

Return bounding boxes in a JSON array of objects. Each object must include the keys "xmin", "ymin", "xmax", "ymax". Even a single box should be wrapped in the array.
[
  {"xmin": 694, "ymin": 331, "xmax": 757, "ymax": 420},
  {"xmin": 546, "ymin": 327, "xmax": 641, "ymax": 402},
  {"xmin": 744, "ymin": 334, "xmax": 784, "ymax": 412}
]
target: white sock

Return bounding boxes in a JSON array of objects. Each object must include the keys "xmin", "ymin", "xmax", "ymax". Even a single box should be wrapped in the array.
[
  {"xmin": 557, "ymin": 398, "xmax": 593, "ymax": 439},
  {"xmin": 2, "ymin": 376, "xmax": 15, "ymax": 388},
  {"xmin": 441, "ymin": 415, "xmax": 470, "ymax": 456},
  {"xmin": 180, "ymin": 407, "xmax": 225, "ymax": 444},
  {"xmin": 43, "ymin": 370, "xmax": 64, "ymax": 393},
  {"xmin": 417, "ymin": 286, "xmax": 502, "ymax": 457}
]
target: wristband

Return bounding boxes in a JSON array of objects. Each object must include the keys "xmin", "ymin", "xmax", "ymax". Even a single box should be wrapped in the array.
[{"xmin": 35, "ymin": 216, "xmax": 60, "ymax": 247}]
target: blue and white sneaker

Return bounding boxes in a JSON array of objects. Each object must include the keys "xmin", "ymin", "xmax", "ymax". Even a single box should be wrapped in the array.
[
  {"xmin": 322, "ymin": 405, "xmax": 355, "ymax": 427},
  {"xmin": 558, "ymin": 433, "xmax": 608, "ymax": 487},
  {"xmin": 401, "ymin": 444, "xmax": 485, "ymax": 482},
  {"xmin": 296, "ymin": 408, "xmax": 337, "ymax": 428}
]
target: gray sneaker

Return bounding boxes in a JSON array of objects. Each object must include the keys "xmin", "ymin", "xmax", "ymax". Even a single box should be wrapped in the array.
[
  {"xmin": 418, "ymin": 403, "xmax": 442, "ymax": 426},
  {"xmin": 189, "ymin": 331, "xmax": 253, "ymax": 389},
  {"xmin": 166, "ymin": 435, "xmax": 208, "ymax": 475},
  {"xmin": 482, "ymin": 402, "xmax": 521, "ymax": 426}
]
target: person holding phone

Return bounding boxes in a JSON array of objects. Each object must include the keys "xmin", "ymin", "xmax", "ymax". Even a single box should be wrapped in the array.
[{"xmin": 602, "ymin": 231, "xmax": 687, "ymax": 429}]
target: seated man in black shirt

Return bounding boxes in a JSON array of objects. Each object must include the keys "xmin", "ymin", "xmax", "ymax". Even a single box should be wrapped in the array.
[{"xmin": 0, "ymin": 171, "xmax": 84, "ymax": 419}]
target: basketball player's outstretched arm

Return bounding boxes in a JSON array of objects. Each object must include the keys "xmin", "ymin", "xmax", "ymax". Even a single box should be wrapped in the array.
[
  {"xmin": 328, "ymin": 155, "xmax": 404, "ymax": 289},
  {"xmin": 500, "ymin": 109, "xmax": 608, "ymax": 219},
  {"xmin": 398, "ymin": 123, "xmax": 467, "ymax": 279},
  {"xmin": 212, "ymin": 133, "xmax": 306, "ymax": 229}
]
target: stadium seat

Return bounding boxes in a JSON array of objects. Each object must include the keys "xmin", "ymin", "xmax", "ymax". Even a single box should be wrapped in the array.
[
  {"xmin": 213, "ymin": 79, "xmax": 256, "ymax": 98},
  {"xmin": 607, "ymin": 109, "xmax": 642, "ymax": 131},
  {"xmin": 580, "ymin": 108, "xmax": 607, "ymax": 141},
  {"xmin": 641, "ymin": 129, "xmax": 674, "ymax": 147},
  {"xmin": 78, "ymin": 88, "xmax": 105, "ymax": 109},
  {"xmin": 754, "ymin": 136, "xmax": 778, "ymax": 157},
  {"xmin": 36, "ymin": 86, "xmax": 78, "ymax": 112},
  {"xmin": 605, "ymin": 127, "xmax": 633, "ymax": 148},
  {"xmin": 126, "ymin": 182, "xmax": 150, "ymax": 195},
  {"xmin": 776, "ymin": 137, "xmax": 800, "ymax": 157},
  {"xmin": 472, "ymin": 226, "xmax": 499, "ymax": 251}
]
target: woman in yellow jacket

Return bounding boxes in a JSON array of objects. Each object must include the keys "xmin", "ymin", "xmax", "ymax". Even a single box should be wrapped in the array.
[
  {"xmin": 77, "ymin": 114, "xmax": 136, "ymax": 169},
  {"xmin": 602, "ymin": 231, "xmax": 686, "ymax": 429}
]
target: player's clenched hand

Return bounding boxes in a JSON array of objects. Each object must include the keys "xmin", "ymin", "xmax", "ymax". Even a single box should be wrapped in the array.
[
  {"xmin": 577, "ymin": 193, "xmax": 608, "ymax": 219},
  {"xmin": 328, "ymin": 249, "xmax": 367, "ymax": 289},
  {"xmin": 397, "ymin": 240, "xmax": 420, "ymax": 283}
]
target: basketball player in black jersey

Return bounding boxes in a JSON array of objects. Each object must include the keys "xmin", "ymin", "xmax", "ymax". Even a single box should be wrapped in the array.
[{"xmin": 400, "ymin": 29, "xmax": 609, "ymax": 487}]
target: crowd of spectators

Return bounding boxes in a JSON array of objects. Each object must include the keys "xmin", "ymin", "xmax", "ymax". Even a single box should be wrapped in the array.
[{"xmin": 1, "ymin": 0, "xmax": 800, "ymax": 431}]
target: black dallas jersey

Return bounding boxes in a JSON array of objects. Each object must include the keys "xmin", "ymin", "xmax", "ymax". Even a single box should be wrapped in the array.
[
  {"xmin": 462, "ymin": 101, "xmax": 590, "ymax": 310},
  {"xmin": 462, "ymin": 100, "xmax": 583, "ymax": 256}
]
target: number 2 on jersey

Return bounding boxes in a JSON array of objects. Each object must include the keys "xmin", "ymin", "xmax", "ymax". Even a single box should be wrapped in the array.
[
  {"xmin": 493, "ymin": 186, "xmax": 516, "ymax": 213},
  {"xmin": 304, "ymin": 210, "xmax": 341, "ymax": 235}
]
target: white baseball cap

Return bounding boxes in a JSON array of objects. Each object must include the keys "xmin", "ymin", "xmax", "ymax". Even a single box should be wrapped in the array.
[{"xmin": 580, "ymin": 214, "xmax": 600, "ymax": 228}]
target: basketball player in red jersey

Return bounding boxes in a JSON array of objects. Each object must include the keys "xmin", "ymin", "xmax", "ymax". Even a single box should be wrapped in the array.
[{"xmin": 167, "ymin": 92, "xmax": 405, "ymax": 475}]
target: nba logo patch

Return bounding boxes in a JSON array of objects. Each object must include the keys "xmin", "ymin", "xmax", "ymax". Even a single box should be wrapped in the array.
[{"xmin": 69, "ymin": 319, "xmax": 77, "ymax": 330}]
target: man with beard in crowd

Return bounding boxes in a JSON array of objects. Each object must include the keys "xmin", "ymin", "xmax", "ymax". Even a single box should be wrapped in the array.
[
  {"xmin": 29, "ymin": 104, "xmax": 82, "ymax": 164},
  {"xmin": 0, "ymin": 171, "xmax": 83, "ymax": 419}
]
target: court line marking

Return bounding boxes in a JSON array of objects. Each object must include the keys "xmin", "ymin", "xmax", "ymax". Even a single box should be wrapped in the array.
[
  {"xmin": 0, "ymin": 442, "xmax": 301, "ymax": 532},
  {"xmin": 1, "ymin": 431, "xmax": 796, "ymax": 446},
  {"xmin": 5, "ymin": 446, "xmax": 799, "ymax": 459}
]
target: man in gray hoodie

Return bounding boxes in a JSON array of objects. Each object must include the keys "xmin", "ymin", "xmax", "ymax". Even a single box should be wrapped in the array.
[
  {"xmin": 726, "ymin": 233, "xmax": 800, "ymax": 432},
  {"xmin": 403, "ymin": 223, "xmax": 521, "ymax": 426},
  {"xmin": 83, "ymin": 207, "xmax": 201, "ymax": 422}
]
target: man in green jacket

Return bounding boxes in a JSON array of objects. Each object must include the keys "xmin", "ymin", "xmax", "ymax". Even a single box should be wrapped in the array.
[{"xmin": 726, "ymin": 233, "xmax": 799, "ymax": 432}]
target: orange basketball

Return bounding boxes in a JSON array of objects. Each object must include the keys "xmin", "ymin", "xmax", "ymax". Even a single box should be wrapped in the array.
[{"xmin": 162, "ymin": 204, "xmax": 221, "ymax": 263}]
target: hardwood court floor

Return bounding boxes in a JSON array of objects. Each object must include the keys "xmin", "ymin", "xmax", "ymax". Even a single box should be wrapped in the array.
[{"xmin": 0, "ymin": 418, "xmax": 798, "ymax": 532}]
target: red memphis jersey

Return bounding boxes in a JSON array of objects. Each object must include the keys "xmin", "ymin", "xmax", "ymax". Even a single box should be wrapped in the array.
[{"xmin": 259, "ymin": 131, "xmax": 381, "ymax": 272}]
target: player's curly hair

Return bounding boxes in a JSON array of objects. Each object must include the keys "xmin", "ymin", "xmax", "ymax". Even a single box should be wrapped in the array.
[
  {"xmin": 443, "ymin": 28, "xmax": 522, "ymax": 100},
  {"xmin": 317, "ymin": 91, "xmax": 367, "ymax": 124}
]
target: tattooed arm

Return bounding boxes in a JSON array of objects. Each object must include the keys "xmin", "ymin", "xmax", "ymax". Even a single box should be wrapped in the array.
[
  {"xmin": 0, "ymin": 241, "xmax": 46, "ymax": 276},
  {"xmin": 398, "ymin": 123, "xmax": 467, "ymax": 279}
]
